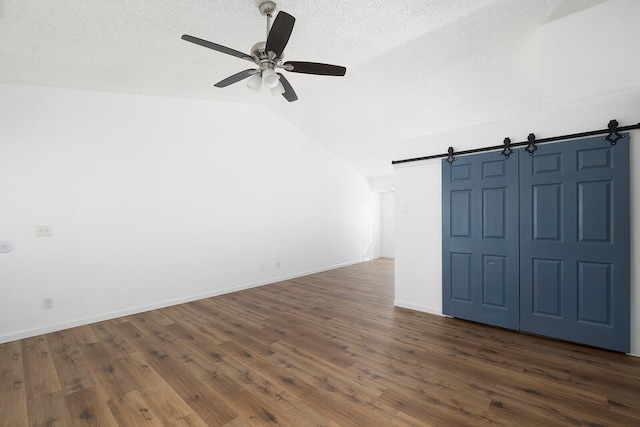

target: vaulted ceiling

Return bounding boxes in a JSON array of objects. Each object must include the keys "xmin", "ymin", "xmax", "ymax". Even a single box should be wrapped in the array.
[{"xmin": 0, "ymin": 0, "xmax": 608, "ymax": 180}]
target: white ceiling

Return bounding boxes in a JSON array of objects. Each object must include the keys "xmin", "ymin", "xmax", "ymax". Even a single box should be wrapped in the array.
[{"xmin": 0, "ymin": 0, "xmax": 608, "ymax": 180}]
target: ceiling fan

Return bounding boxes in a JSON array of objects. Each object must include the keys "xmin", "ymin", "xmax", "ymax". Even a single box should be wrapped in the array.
[{"xmin": 182, "ymin": 1, "xmax": 346, "ymax": 102}]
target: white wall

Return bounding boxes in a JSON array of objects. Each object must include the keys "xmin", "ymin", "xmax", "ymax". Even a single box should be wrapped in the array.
[
  {"xmin": 0, "ymin": 83, "xmax": 380, "ymax": 343},
  {"xmin": 393, "ymin": 0, "xmax": 640, "ymax": 355},
  {"xmin": 380, "ymin": 192, "xmax": 395, "ymax": 258}
]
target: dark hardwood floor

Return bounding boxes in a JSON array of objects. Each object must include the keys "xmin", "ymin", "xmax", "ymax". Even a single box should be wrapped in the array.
[{"xmin": 1, "ymin": 258, "xmax": 639, "ymax": 426}]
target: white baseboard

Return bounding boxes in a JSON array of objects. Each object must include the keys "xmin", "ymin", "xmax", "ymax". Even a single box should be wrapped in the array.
[
  {"xmin": 393, "ymin": 300, "xmax": 443, "ymax": 316},
  {"xmin": 0, "ymin": 258, "xmax": 372, "ymax": 344}
]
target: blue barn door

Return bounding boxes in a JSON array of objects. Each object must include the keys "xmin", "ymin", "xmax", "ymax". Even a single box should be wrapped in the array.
[
  {"xmin": 519, "ymin": 135, "xmax": 630, "ymax": 352},
  {"xmin": 442, "ymin": 152, "xmax": 520, "ymax": 330}
]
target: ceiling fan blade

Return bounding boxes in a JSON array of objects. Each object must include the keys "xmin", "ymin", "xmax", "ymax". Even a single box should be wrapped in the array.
[
  {"xmin": 265, "ymin": 11, "xmax": 295, "ymax": 56},
  {"xmin": 277, "ymin": 73, "xmax": 298, "ymax": 102},
  {"xmin": 182, "ymin": 34, "xmax": 251, "ymax": 60},
  {"xmin": 283, "ymin": 61, "xmax": 346, "ymax": 76},
  {"xmin": 214, "ymin": 69, "xmax": 256, "ymax": 88}
]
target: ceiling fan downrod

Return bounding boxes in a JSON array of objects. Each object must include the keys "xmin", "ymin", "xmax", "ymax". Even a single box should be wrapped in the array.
[{"xmin": 259, "ymin": 1, "xmax": 277, "ymax": 40}]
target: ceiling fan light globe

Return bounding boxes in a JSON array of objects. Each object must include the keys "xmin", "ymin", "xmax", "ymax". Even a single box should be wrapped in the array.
[
  {"xmin": 262, "ymin": 68, "xmax": 280, "ymax": 89},
  {"xmin": 270, "ymin": 81, "xmax": 285, "ymax": 96},
  {"xmin": 246, "ymin": 73, "xmax": 262, "ymax": 91}
]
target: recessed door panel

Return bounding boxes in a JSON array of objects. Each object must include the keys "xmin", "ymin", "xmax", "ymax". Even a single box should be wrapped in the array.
[
  {"xmin": 451, "ymin": 164, "xmax": 471, "ymax": 181},
  {"xmin": 483, "ymin": 188, "xmax": 506, "ymax": 239},
  {"xmin": 578, "ymin": 181, "xmax": 611, "ymax": 243},
  {"xmin": 577, "ymin": 262, "xmax": 612, "ymax": 325},
  {"xmin": 533, "ymin": 153, "xmax": 562, "ymax": 174},
  {"xmin": 532, "ymin": 184, "xmax": 562, "ymax": 241},
  {"xmin": 531, "ymin": 258, "xmax": 563, "ymax": 317},
  {"xmin": 451, "ymin": 253, "xmax": 472, "ymax": 302},
  {"xmin": 451, "ymin": 190, "xmax": 471, "ymax": 238},
  {"xmin": 577, "ymin": 147, "xmax": 611, "ymax": 170},
  {"xmin": 483, "ymin": 255, "xmax": 506, "ymax": 307},
  {"xmin": 482, "ymin": 160, "xmax": 506, "ymax": 178}
]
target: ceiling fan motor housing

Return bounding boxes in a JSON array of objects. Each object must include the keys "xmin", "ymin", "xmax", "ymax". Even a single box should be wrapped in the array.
[
  {"xmin": 250, "ymin": 42, "xmax": 269, "ymax": 60},
  {"xmin": 250, "ymin": 42, "xmax": 280, "ymax": 75}
]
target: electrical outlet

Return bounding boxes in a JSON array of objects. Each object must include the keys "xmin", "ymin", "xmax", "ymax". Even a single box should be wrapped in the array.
[
  {"xmin": 42, "ymin": 297, "xmax": 53, "ymax": 310},
  {"xmin": 276, "ymin": 261, "xmax": 280, "ymax": 269},
  {"xmin": 259, "ymin": 264, "xmax": 264, "ymax": 272},
  {"xmin": 36, "ymin": 226, "xmax": 53, "ymax": 237}
]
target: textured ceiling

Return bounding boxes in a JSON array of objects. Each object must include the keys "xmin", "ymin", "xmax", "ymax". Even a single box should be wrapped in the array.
[{"xmin": 0, "ymin": 0, "xmax": 608, "ymax": 180}]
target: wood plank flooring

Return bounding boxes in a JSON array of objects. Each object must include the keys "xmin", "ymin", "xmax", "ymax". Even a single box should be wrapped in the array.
[{"xmin": 1, "ymin": 258, "xmax": 639, "ymax": 426}]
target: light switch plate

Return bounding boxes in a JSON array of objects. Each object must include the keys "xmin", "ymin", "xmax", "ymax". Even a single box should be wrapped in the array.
[{"xmin": 36, "ymin": 226, "xmax": 52, "ymax": 237}]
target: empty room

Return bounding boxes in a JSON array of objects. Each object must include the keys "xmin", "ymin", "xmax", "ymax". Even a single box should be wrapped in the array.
[{"xmin": 1, "ymin": 0, "xmax": 639, "ymax": 426}]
